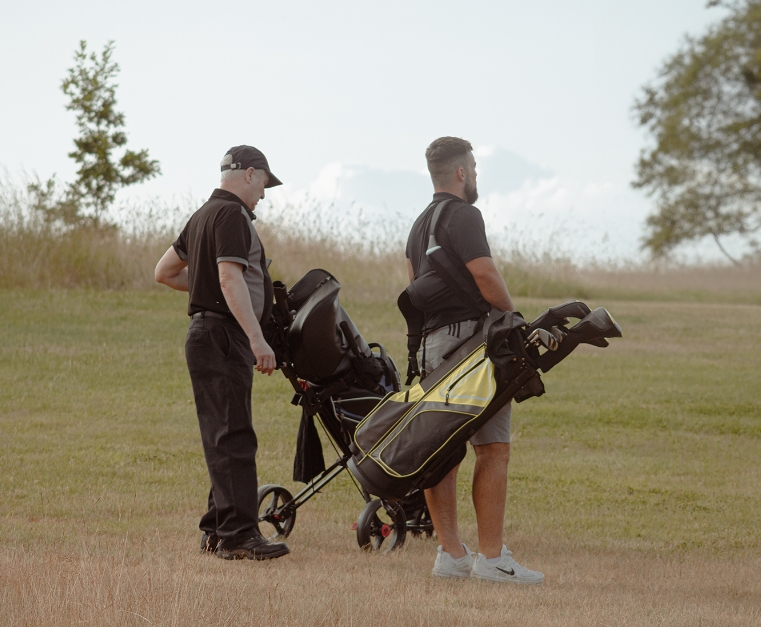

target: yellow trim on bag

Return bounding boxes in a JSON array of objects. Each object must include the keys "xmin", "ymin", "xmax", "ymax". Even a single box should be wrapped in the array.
[
  {"xmin": 352, "ymin": 343, "xmax": 493, "ymax": 462},
  {"xmin": 406, "ymin": 385, "xmax": 425, "ymax": 403},
  {"xmin": 372, "ymin": 407, "xmax": 482, "ymax": 477},
  {"xmin": 354, "ymin": 343, "xmax": 499, "ymax": 476}
]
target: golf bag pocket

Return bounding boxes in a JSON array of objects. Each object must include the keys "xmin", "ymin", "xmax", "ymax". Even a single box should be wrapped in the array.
[
  {"xmin": 352, "ymin": 392, "xmax": 419, "ymax": 458},
  {"xmin": 375, "ymin": 403, "xmax": 480, "ymax": 476},
  {"xmin": 350, "ymin": 344, "xmax": 499, "ymax": 498}
]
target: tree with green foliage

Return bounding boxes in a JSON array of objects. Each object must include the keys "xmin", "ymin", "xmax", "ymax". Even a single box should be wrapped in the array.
[
  {"xmin": 633, "ymin": 0, "xmax": 761, "ymax": 264},
  {"xmin": 30, "ymin": 40, "xmax": 160, "ymax": 227}
]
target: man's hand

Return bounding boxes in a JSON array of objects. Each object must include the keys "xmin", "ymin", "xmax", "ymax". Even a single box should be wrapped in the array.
[{"xmin": 250, "ymin": 337, "xmax": 276, "ymax": 376}]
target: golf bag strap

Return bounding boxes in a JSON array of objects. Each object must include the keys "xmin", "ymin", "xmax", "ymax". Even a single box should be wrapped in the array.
[
  {"xmin": 399, "ymin": 201, "xmax": 448, "ymax": 385},
  {"xmin": 398, "ymin": 290, "xmax": 424, "ymax": 385},
  {"xmin": 415, "ymin": 200, "xmax": 445, "ymax": 276},
  {"xmin": 427, "ymin": 199, "xmax": 451, "ymax": 243},
  {"xmin": 399, "ymin": 200, "xmax": 489, "ymax": 385},
  {"xmin": 411, "ymin": 199, "xmax": 452, "ymax": 278},
  {"xmin": 426, "ymin": 202, "xmax": 491, "ymax": 317}
]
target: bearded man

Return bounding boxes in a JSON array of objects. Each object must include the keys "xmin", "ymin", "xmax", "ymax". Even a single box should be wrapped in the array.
[{"xmin": 405, "ymin": 136, "xmax": 543, "ymax": 583}]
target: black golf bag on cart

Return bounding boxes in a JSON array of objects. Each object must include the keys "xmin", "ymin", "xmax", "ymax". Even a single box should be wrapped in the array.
[{"xmin": 256, "ymin": 269, "xmax": 434, "ymax": 552}]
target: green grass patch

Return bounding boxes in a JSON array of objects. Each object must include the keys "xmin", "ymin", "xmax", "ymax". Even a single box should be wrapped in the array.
[{"xmin": 1, "ymin": 290, "xmax": 759, "ymax": 555}]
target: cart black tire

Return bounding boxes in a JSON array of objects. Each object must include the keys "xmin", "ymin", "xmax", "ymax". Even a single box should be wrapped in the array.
[
  {"xmin": 356, "ymin": 499, "xmax": 407, "ymax": 552},
  {"xmin": 257, "ymin": 484, "xmax": 296, "ymax": 540}
]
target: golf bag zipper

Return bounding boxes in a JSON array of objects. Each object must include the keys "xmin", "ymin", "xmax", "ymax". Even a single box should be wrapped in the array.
[{"xmin": 444, "ymin": 357, "xmax": 487, "ymax": 405}]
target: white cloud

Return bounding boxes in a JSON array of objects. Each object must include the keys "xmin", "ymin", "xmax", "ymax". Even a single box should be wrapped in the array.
[
  {"xmin": 262, "ymin": 160, "xmax": 747, "ymax": 264},
  {"xmin": 484, "ymin": 177, "xmax": 561, "ymax": 212},
  {"xmin": 475, "ymin": 145, "xmax": 496, "ymax": 157},
  {"xmin": 477, "ymin": 176, "xmax": 651, "ymax": 262},
  {"xmin": 308, "ymin": 162, "xmax": 344, "ymax": 202},
  {"xmin": 281, "ymin": 158, "xmax": 653, "ymax": 263}
]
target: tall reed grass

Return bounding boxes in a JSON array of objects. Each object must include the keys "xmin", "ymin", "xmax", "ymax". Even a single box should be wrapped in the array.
[
  {"xmin": 2, "ymin": 175, "xmax": 759, "ymax": 302},
  {"xmin": 0, "ymin": 176, "xmax": 176, "ymax": 290}
]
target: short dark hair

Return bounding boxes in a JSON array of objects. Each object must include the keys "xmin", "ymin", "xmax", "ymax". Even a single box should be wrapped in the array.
[{"xmin": 425, "ymin": 137, "xmax": 473, "ymax": 187}]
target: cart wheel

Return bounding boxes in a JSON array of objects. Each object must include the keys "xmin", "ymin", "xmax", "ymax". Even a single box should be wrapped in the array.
[
  {"xmin": 356, "ymin": 499, "xmax": 407, "ymax": 552},
  {"xmin": 408, "ymin": 504, "xmax": 434, "ymax": 538},
  {"xmin": 257, "ymin": 484, "xmax": 295, "ymax": 540}
]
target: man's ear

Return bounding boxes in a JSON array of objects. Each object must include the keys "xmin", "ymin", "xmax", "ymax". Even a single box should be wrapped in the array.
[
  {"xmin": 245, "ymin": 167, "xmax": 256, "ymax": 182},
  {"xmin": 455, "ymin": 165, "xmax": 466, "ymax": 182}
]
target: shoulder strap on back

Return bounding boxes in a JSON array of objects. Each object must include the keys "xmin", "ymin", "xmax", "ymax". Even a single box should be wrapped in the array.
[
  {"xmin": 424, "ymin": 201, "xmax": 490, "ymax": 316},
  {"xmin": 399, "ymin": 198, "xmax": 489, "ymax": 385},
  {"xmin": 427, "ymin": 199, "xmax": 453, "ymax": 250},
  {"xmin": 413, "ymin": 200, "xmax": 450, "ymax": 276}
]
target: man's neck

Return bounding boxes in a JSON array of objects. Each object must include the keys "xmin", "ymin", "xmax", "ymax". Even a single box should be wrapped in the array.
[
  {"xmin": 218, "ymin": 182, "xmax": 253, "ymax": 211},
  {"xmin": 433, "ymin": 187, "xmax": 466, "ymax": 202}
]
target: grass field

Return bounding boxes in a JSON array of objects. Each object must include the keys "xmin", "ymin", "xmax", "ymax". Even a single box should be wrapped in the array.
[{"xmin": 1, "ymin": 288, "xmax": 760, "ymax": 626}]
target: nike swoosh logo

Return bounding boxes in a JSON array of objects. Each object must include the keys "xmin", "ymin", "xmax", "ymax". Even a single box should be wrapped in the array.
[{"xmin": 496, "ymin": 566, "xmax": 515, "ymax": 576}]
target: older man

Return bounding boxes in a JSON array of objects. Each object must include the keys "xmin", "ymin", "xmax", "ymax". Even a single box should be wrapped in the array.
[
  {"xmin": 155, "ymin": 145, "xmax": 288, "ymax": 560},
  {"xmin": 406, "ymin": 136, "xmax": 543, "ymax": 583}
]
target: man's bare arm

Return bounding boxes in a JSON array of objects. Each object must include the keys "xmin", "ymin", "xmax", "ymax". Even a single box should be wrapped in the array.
[
  {"xmin": 465, "ymin": 256, "xmax": 514, "ymax": 312},
  {"xmin": 218, "ymin": 261, "xmax": 276, "ymax": 375},
  {"xmin": 155, "ymin": 246, "xmax": 189, "ymax": 292}
]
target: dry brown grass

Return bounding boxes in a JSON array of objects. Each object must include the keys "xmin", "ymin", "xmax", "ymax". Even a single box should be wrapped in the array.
[
  {"xmin": 3, "ymin": 176, "xmax": 761, "ymax": 304},
  {"xmin": 1, "ymin": 528, "xmax": 758, "ymax": 627},
  {"xmin": 577, "ymin": 263, "xmax": 761, "ymax": 304}
]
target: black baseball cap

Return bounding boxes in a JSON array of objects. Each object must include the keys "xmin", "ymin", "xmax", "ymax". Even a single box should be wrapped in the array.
[{"xmin": 221, "ymin": 145, "xmax": 283, "ymax": 188}]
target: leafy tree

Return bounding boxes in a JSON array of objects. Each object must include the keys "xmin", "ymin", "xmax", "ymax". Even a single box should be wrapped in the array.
[
  {"xmin": 633, "ymin": 0, "xmax": 761, "ymax": 264},
  {"xmin": 31, "ymin": 40, "xmax": 160, "ymax": 227}
]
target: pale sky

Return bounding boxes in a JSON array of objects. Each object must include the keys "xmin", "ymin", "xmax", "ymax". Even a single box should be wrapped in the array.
[{"xmin": 1, "ymin": 1, "xmax": 737, "ymax": 262}]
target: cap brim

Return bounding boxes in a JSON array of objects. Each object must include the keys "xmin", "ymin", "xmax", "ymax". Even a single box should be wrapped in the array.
[{"xmin": 264, "ymin": 171, "xmax": 283, "ymax": 188}]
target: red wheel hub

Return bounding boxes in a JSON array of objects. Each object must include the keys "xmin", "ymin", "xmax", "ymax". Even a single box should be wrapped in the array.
[{"xmin": 381, "ymin": 524, "xmax": 391, "ymax": 538}]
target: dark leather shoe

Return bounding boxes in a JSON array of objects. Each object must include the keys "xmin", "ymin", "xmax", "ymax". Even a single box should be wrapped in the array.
[
  {"xmin": 200, "ymin": 532, "xmax": 220, "ymax": 554},
  {"xmin": 215, "ymin": 532, "xmax": 290, "ymax": 561}
]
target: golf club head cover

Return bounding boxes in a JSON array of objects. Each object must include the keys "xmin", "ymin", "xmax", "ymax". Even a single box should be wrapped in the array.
[
  {"xmin": 536, "ymin": 307, "xmax": 622, "ymax": 372},
  {"xmin": 527, "ymin": 300, "xmax": 591, "ymax": 334}
]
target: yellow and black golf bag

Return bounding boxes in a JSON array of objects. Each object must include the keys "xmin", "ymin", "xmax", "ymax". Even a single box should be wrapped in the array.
[
  {"xmin": 347, "ymin": 308, "xmax": 540, "ymax": 500},
  {"xmin": 347, "ymin": 303, "xmax": 622, "ymax": 500}
]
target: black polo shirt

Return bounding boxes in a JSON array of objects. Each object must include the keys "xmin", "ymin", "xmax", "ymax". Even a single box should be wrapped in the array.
[
  {"xmin": 173, "ymin": 189, "xmax": 273, "ymax": 323},
  {"xmin": 405, "ymin": 192, "xmax": 492, "ymax": 331}
]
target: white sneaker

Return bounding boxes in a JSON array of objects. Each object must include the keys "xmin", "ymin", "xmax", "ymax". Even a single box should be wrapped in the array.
[
  {"xmin": 431, "ymin": 544, "xmax": 474, "ymax": 579},
  {"xmin": 471, "ymin": 546, "xmax": 544, "ymax": 584}
]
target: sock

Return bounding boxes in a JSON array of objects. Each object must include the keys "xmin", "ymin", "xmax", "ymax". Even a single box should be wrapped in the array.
[
  {"xmin": 487, "ymin": 555, "xmax": 501, "ymax": 564},
  {"xmin": 452, "ymin": 553, "xmax": 470, "ymax": 562}
]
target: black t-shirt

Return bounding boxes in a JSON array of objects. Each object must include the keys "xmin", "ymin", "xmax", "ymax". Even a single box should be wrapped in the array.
[
  {"xmin": 405, "ymin": 192, "xmax": 492, "ymax": 331},
  {"xmin": 173, "ymin": 189, "xmax": 273, "ymax": 322}
]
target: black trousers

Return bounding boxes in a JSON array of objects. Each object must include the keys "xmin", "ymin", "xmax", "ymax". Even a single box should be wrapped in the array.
[{"xmin": 185, "ymin": 316, "xmax": 259, "ymax": 546}]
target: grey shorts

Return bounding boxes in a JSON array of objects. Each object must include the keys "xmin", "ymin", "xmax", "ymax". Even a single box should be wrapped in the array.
[{"xmin": 419, "ymin": 319, "xmax": 511, "ymax": 445}]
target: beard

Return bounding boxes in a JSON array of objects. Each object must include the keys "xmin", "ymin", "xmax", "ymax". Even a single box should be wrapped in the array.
[{"xmin": 464, "ymin": 175, "xmax": 479, "ymax": 205}]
